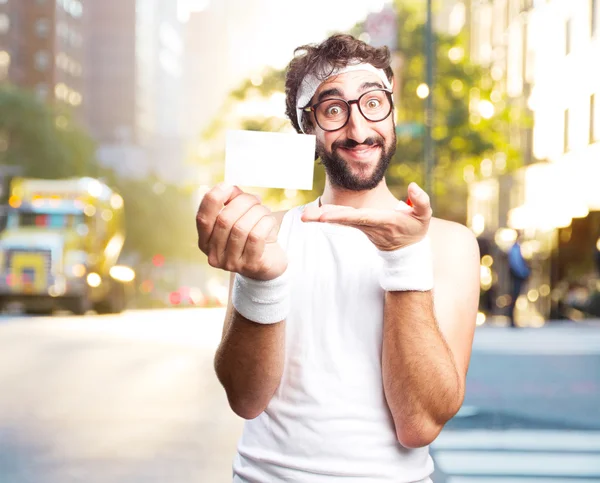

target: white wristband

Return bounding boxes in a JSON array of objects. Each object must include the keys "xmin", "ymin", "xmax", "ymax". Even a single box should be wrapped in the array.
[
  {"xmin": 231, "ymin": 270, "xmax": 291, "ymax": 324},
  {"xmin": 377, "ymin": 237, "xmax": 434, "ymax": 292}
]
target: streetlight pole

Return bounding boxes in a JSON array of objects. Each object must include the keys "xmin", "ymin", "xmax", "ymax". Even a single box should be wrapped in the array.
[{"xmin": 424, "ymin": 0, "xmax": 434, "ymax": 205}]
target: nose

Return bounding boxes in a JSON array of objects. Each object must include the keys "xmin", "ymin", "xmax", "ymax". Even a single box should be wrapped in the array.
[{"xmin": 344, "ymin": 103, "xmax": 371, "ymax": 143}]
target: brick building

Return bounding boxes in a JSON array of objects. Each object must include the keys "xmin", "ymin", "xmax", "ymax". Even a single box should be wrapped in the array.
[{"xmin": 0, "ymin": 0, "xmax": 85, "ymax": 114}]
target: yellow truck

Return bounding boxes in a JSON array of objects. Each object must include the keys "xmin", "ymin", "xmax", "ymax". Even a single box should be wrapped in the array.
[{"xmin": 0, "ymin": 177, "xmax": 134, "ymax": 315}]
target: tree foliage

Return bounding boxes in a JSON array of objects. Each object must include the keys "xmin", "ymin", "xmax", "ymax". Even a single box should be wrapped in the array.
[
  {"xmin": 0, "ymin": 85, "xmax": 197, "ymax": 264},
  {"xmin": 389, "ymin": 3, "xmax": 525, "ymax": 221},
  {"xmin": 194, "ymin": 5, "xmax": 527, "ymax": 222},
  {"xmin": 230, "ymin": 67, "xmax": 286, "ymax": 101},
  {"xmin": 100, "ymin": 172, "xmax": 199, "ymax": 263},
  {"xmin": 0, "ymin": 85, "xmax": 96, "ymax": 178}
]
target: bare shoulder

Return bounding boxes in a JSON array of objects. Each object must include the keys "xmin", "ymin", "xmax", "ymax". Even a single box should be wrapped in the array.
[
  {"xmin": 428, "ymin": 218, "xmax": 480, "ymax": 334},
  {"xmin": 428, "ymin": 218, "xmax": 480, "ymax": 269},
  {"xmin": 429, "ymin": 217, "xmax": 478, "ymax": 245}
]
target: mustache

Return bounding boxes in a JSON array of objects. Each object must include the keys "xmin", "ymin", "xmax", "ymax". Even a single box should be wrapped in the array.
[{"xmin": 332, "ymin": 136, "xmax": 384, "ymax": 150}]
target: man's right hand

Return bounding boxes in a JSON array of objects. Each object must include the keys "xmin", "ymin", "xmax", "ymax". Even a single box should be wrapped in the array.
[{"xmin": 196, "ymin": 184, "xmax": 288, "ymax": 281}]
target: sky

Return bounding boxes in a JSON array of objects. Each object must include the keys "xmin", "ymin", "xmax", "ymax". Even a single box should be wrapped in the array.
[
  {"xmin": 179, "ymin": 0, "xmax": 392, "ymax": 73},
  {"xmin": 178, "ymin": 0, "xmax": 394, "ymax": 133},
  {"xmin": 236, "ymin": 0, "xmax": 392, "ymax": 70}
]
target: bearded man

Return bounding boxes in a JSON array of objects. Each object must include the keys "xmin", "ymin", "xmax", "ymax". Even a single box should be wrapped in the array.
[{"xmin": 196, "ymin": 34, "xmax": 480, "ymax": 482}]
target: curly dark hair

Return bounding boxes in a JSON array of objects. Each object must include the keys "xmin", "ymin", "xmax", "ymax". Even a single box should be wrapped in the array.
[{"xmin": 284, "ymin": 34, "xmax": 394, "ymax": 134}]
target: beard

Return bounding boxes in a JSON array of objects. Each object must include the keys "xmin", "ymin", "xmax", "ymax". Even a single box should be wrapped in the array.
[{"xmin": 316, "ymin": 130, "xmax": 396, "ymax": 192}]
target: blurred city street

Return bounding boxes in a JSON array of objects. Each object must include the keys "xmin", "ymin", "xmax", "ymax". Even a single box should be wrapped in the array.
[
  {"xmin": 0, "ymin": 308, "xmax": 599, "ymax": 483},
  {"xmin": 0, "ymin": 309, "xmax": 243, "ymax": 483},
  {"xmin": 1, "ymin": 0, "xmax": 599, "ymax": 481}
]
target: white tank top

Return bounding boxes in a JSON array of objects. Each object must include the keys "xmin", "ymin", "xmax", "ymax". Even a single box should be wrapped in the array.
[{"xmin": 232, "ymin": 200, "xmax": 434, "ymax": 482}]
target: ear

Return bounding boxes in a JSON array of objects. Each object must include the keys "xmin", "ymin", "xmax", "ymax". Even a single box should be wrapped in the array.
[{"xmin": 302, "ymin": 115, "xmax": 316, "ymax": 135}]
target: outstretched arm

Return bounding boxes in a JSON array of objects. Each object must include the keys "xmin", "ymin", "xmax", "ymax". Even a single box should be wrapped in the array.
[{"xmin": 302, "ymin": 183, "xmax": 480, "ymax": 447}]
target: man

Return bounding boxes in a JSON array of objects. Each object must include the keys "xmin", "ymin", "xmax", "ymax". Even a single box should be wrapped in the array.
[
  {"xmin": 196, "ymin": 34, "xmax": 480, "ymax": 482},
  {"xmin": 507, "ymin": 233, "xmax": 530, "ymax": 327}
]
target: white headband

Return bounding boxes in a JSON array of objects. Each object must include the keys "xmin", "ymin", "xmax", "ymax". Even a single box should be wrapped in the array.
[{"xmin": 295, "ymin": 62, "xmax": 393, "ymax": 133}]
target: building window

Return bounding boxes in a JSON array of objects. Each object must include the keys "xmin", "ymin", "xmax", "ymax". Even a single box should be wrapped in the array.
[
  {"xmin": 69, "ymin": 31, "xmax": 81, "ymax": 48},
  {"xmin": 0, "ymin": 50, "xmax": 9, "ymax": 80},
  {"xmin": 0, "ymin": 50, "xmax": 10, "ymax": 65},
  {"xmin": 35, "ymin": 83, "xmax": 49, "ymax": 100},
  {"xmin": 592, "ymin": 0, "xmax": 598, "ymax": 37},
  {"xmin": 68, "ymin": 91, "xmax": 82, "ymax": 106},
  {"xmin": 592, "ymin": 94, "xmax": 598, "ymax": 143},
  {"xmin": 57, "ymin": 22, "xmax": 67, "ymax": 39},
  {"xmin": 55, "ymin": 82, "xmax": 68, "ymax": 101},
  {"xmin": 0, "ymin": 13, "xmax": 9, "ymax": 34},
  {"xmin": 35, "ymin": 18, "xmax": 50, "ymax": 38},
  {"xmin": 56, "ymin": 52, "xmax": 66, "ymax": 70},
  {"xmin": 34, "ymin": 50, "xmax": 51, "ymax": 71},
  {"xmin": 565, "ymin": 19, "xmax": 572, "ymax": 56},
  {"xmin": 62, "ymin": 0, "xmax": 83, "ymax": 18},
  {"xmin": 71, "ymin": 61, "xmax": 82, "ymax": 77},
  {"xmin": 564, "ymin": 109, "xmax": 570, "ymax": 153}
]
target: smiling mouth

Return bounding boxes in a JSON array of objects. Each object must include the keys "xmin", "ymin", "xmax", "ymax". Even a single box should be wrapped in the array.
[{"xmin": 338, "ymin": 144, "xmax": 381, "ymax": 160}]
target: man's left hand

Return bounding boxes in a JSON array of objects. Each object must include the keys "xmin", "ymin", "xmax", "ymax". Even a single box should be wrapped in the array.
[{"xmin": 301, "ymin": 182, "xmax": 432, "ymax": 251}]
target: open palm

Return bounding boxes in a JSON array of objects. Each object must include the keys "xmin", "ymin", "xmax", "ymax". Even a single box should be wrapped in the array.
[{"xmin": 301, "ymin": 183, "xmax": 432, "ymax": 251}]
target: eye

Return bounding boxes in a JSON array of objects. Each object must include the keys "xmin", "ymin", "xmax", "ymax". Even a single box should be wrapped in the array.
[
  {"xmin": 366, "ymin": 98, "xmax": 381, "ymax": 109},
  {"xmin": 325, "ymin": 105, "xmax": 343, "ymax": 117}
]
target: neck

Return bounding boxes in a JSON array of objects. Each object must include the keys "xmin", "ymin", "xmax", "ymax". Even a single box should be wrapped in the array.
[{"xmin": 320, "ymin": 177, "xmax": 399, "ymax": 210}]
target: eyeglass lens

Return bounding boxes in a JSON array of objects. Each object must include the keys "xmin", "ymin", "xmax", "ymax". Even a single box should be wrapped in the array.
[{"xmin": 315, "ymin": 90, "xmax": 391, "ymax": 131}]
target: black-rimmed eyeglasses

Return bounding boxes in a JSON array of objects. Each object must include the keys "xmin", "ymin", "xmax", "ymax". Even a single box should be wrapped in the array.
[{"xmin": 302, "ymin": 88, "xmax": 393, "ymax": 132}]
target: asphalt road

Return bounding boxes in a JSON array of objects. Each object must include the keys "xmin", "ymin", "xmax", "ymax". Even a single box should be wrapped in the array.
[
  {"xmin": 0, "ymin": 309, "xmax": 599, "ymax": 483},
  {"xmin": 434, "ymin": 324, "xmax": 600, "ymax": 482}
]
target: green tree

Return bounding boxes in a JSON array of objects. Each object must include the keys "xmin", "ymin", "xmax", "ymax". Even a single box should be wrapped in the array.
[
  {"xmin": 194, "ymin": 6, "xmax": 526, "ymax": 221},
  {"xmin": 388, "ymin": 3, "xmax": 524, "ymax": 222},
  {"xmin": 0, "ymin": 85, "xmax": 198, "ymax": 264},
  {"xmin": 0, "ymin": 85, "xmax": 96, "ymax": 178},
  {"xmin": 96, "ymin": 171, "xmax": 200, "ymax": 263}
]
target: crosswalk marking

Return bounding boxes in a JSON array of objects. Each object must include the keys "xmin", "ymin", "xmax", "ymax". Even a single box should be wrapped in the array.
[
  {"xmin": 434, "ymin": 451, "xmax": 600, "ymax": 477},
  {"xmin": 433, "ymin": 430, "xmax": 600, "ymax": 451},
  {"xmin": 431, "ymin": 430, "xmax": 600, "ymax": 481},
  {"xmin": 447, "ymin": 478, "xmax": 596, "ymax": 483}
]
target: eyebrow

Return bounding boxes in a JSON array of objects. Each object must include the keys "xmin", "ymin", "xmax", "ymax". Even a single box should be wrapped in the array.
[
  {"xmin": 317, "ymin": 87, "xmax": 343, "ymax": 102},
  {"xmin": 315, "ymin": 81, "xmax": 385, "ymax": 103},
  {"xmin": 360, "ymin": 81, "xmax": 385, "ymax": 92}
]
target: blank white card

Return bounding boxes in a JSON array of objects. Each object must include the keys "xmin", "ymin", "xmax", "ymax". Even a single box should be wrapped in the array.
[{"xmin": 224, "ymin": 130, "xmax": 316, "ymax": 190}]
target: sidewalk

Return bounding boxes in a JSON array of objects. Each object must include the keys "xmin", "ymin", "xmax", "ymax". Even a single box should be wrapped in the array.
[
  {"xmin": 473, "ymin": 319, "xmax": 600, "ymax": 355},
  {"xmin": 482, "ymin": 315, "xmax": 600, "ymax": 329}
]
